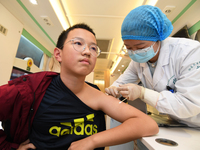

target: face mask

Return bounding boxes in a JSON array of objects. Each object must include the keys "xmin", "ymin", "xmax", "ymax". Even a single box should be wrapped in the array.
[{"xmin": 128, "ymin": 42, "xmax": 159, "ymax": 63}]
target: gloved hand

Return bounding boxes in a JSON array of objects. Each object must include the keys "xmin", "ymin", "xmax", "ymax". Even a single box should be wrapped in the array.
[
  {"xmin": 105, "ymin": 86, "xmax": 120, "ymax": 98},
  {"xmin": 117, "ymin": 83, "xmax": 160, "ymax": 107},
  {"xmin": 117, "ymin": 83, "xmax": 144, "ymax": 100}
]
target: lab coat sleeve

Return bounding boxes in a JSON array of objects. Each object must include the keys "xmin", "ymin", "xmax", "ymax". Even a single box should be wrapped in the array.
[
  {"xmin": 156, "ymin": 44, "xmax": 200, "ymax": 119},
  {"xmin": 0, "ymin": 83, "xmax": 20, "ymax": 149},
  {"xmin": 111, "ymin": 60, "xmax": 140, "ymax": 87}
]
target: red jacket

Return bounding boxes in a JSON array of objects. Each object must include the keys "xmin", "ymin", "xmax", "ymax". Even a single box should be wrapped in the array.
[{"xmin": 0, "ymin": 71, "xmax": 58, "ymax": 150}]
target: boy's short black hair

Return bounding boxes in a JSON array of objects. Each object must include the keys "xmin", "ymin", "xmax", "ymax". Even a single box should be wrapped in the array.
[{"xmin": 56, "ymin": 23, "xmax": 96, "ymax": 49}]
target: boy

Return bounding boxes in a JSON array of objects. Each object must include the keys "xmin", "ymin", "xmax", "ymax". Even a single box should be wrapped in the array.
[{"xmin": 0, "ymin": 23, "xmax": 158, "ymax": 150}]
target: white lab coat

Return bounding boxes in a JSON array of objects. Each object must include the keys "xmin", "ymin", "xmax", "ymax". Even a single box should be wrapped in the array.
[{"xmin": 112, "ymin": 37, "xmax": 200, "ymax": 127}]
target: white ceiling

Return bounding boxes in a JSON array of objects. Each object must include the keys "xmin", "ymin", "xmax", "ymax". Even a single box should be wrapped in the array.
[{"xmin": 0, "ymin": 0, "xmax": 192, "ymax": 80}]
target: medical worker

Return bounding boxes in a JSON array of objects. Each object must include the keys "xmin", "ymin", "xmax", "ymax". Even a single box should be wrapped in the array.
[{"xmin": 105, "ymin": 5, "xmax": 200, "ymax": 127}]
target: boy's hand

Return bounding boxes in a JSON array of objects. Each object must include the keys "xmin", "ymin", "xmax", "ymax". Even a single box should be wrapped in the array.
[
  {"xmin": 17, "ymin": 139, "xmax": 36, "ymax": 150},
  {"xmin": 68, "ymin": 138, "xmax": 94, "ymax": 150}
]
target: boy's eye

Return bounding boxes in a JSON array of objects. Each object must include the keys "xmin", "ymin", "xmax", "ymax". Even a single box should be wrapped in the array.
[
  {"xmin": 90, "ymin": 45, "xmax": 97, "ymax": 51},
  {"xmin": 74, "ymin": 41, "xmax": 82, "ymax": 46}
]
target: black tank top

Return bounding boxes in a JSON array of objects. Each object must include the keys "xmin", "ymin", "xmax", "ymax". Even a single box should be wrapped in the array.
[{"xmin": 29, "ymin": 75, "xmax": 105, "ymax": 150}]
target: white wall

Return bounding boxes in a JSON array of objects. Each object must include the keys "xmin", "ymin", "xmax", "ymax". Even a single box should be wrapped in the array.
[
  {"xmin": 171, "ymin": 0, "xmax": 200, "ymax": 36},
  {"xmin": 109, "ymin": 73, "xmax": 120, "ymax": 86},
  {"xmin": 85, "ymin": 71, "xmax": 94, "ymax": 83},
  {"xmin": 0, "ymin": 3, "xmax": 23, "ymax": 86}
]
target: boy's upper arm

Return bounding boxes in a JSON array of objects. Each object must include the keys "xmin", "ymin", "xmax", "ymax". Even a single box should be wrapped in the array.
[{"xmin": 98, "ymin": 93, "xmax": 143, "ymax": 123}]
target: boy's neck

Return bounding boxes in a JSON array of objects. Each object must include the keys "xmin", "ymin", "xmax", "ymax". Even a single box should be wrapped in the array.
[{"xmin": 60, "ymin": 73, "xmax": 86, "ymax": 94}]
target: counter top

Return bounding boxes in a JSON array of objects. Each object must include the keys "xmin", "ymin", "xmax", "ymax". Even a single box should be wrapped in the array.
[{"xmin": 141, "ymin": 127, "xmax": 200, "ymax": 150}]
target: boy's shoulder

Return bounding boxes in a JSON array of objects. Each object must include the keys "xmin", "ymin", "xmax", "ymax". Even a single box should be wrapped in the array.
[{"xmin": 85, "ymin": 81, "xmax": 100, "ymax": 91}]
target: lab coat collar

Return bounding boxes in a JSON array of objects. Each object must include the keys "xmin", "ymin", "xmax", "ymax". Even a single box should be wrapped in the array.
[
  {"xmin": 153, "ymin": 39, "xmax": 170, "ymax": 87},
  {"xmin": 139, "ymin": 39, "xmax": 170, "ymax": 88}
]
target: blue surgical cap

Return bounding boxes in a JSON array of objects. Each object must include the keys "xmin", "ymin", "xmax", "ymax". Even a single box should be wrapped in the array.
[{"xmin": 121, "ymin": 5, "xmax": 173, "ymax": 41}]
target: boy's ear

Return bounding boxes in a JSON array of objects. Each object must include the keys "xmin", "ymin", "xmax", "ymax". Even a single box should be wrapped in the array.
[{"xmin": 54, "ymin": 48, "xmax": 62, "ymax": 62}]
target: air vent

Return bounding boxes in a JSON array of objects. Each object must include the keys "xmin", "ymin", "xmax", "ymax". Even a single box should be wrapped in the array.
[
  {"xmin": 0, "ymin": 24, "xmax": 8, "ymax": 36},
  {"xmin": 97, "ymin": 39, "xmax": 112, "ymax": 59},
  {"xmin": 41, "ymin": 16, "xmax": 54, "ymax": 26}
]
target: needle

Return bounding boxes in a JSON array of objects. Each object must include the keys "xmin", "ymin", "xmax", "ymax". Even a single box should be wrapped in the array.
[{"xmin": 119, "ymin": 97, "xmax": 128, "ymax": 104}]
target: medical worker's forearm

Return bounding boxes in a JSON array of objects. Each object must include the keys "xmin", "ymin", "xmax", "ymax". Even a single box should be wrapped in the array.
[{"xmin": 140, "ymin": 87, "xmax": 160, "ymax": 107}]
